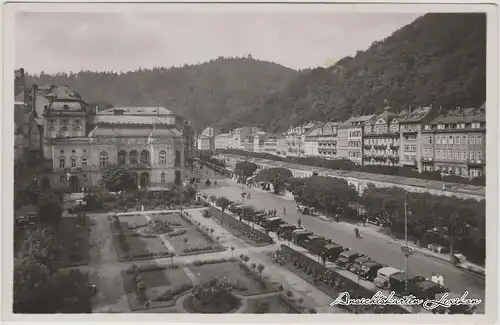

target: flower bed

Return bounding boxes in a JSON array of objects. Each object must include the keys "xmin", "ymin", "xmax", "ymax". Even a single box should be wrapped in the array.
[
  {"xmin": 208, "ymin": 207, "xmax": 273, "ymax": 247},
  {"xmin": 112, "ymin": 231, "xmax": 175, "ymax": 262},
  {"xmin": 154, "ymin": 283, "xmax": 194, "ymax": 302}
]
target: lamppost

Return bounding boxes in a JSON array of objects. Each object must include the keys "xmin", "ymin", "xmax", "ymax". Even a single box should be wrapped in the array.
[{"xmin": 402, "ymin": 193, "xmax": 414, "ymax": 293}]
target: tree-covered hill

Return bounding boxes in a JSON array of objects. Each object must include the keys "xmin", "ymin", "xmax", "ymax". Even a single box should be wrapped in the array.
[
  {"xmin": 232, "ymin": 13, "xmax": 486, "ymax": 132},
  {"xmin": 26, "ymin": 57, "xmax": 299, "ymax": 132}
]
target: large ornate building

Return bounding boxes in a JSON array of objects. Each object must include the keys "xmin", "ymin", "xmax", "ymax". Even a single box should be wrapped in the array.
[{"xmin": 33, "ymin": 85, "xmax": 195, "ymax": 192}]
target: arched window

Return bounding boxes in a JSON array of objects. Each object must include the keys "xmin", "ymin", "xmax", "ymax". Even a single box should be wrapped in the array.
[
  {"xmin": 159, "ymin": 150, "xmax": 167, "ymax": 165},
  {"xmin": 99, "ymin": 151, "xmax": 108, "ymax": 167},
  {"xmin": 161, "ymin": 172, "xmax": 166, "ymax": 183},
  {"xmin": 118, "ymin": 150, "xmax": 127, "ymax": 165},
  {"xmin": 129, "ymin": 150, "xmax": 138, "ymax": 165},
  {"xmin": 140, "ymin": 150, "xmax": 150, "ymax": 165}
]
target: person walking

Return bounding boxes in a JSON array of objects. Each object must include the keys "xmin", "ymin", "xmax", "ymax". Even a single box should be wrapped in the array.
[
  {"xmin": 283, "ymin": 207, "xmax": 287, "ymax": 215},
  {"xmin": 354, "ymin": 227, "xmax": 360, "ymax": 239},
  {"xmin": 430, "ymin": 272, "xmax": 438, "ymax": 284}
]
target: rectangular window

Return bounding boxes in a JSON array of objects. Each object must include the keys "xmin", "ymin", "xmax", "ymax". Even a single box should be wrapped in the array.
[
  {"xmin": 477, "ymin": 136, "xmax": 482, "ymax": 145},
  {"xmin": 477, "ymin": 151, "xmax": 482, "ymax": 160},
  {"xmin": 71, "ymin": 158, "xmax": 76, "ymax": 168},
  {"xmin": 82, "ymin": 158, "xmax": 87, "ymax": 167},
  {"xmin": 449, "ymin": 136, "xmax": 454, "ymax": 145},
  {"xmin": 59, "ymin": 158, "xmax": 65, "ymax": 168},
  {"xmin": 470, "ymin": 136, "xmax": 475, "ymax": 145},
  {"xmin": 455, "ymin": 151, "xmax": 460, "ymax": 159},
  {"xmin": 470, "ymin": 151, "xmax": 475, "ymax": 160},
  {"xmin": 443, "ymin": 151, "xmax": 447, "ymax": 159},
  {"xmin": 448, "ymin": 150, "xmax": 452, "ymax": 159},
  {"xmin": 455, "ymin": 136, "xmax": 460, "ymax": 144},
  {"xmin": 462, "ymin": 136, "xmax": 467, "ymax": 144}
]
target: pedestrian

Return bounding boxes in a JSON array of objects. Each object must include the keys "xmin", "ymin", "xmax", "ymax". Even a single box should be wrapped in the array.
[
  {"xmin": 354, "ymin": 227, "xmax": 360, "ymax": 239},
  {"xmin": 363, "ymin": 217, "xmax": 366, "ymax": 227},
  {"xmin": 437, "ymin": 273, "xmax": 444, "ymax": 287},
  {"xmin": 431, "ymin": 272, "xmax": 438, "ymax": 284},
  {"xmin": 283, "ymin": 207, "xmax": 287, "ymax": 215}
]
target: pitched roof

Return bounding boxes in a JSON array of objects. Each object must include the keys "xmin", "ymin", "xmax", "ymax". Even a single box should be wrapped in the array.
[
  {"xmin": 429, "ymin": 107, "xmax": 485, "ymax": 124},
  {"xmin": 40, "ymin": 84, "xmax": 82, "ymax": 101},
  {"xmin": 374, "ymin": 107, "xmax": 396, "ymax": 123},
  {"xmin": 342, "ymin": 114, "xmax": 376, "ymax": 125},
  {"xmin": 99, "ymin": 106, "xmax": 175, "ymax": 116},
  {"xmin": 396, "ymin": 106, "xmax": 431, "ymax": 123},
  {"xmin": 93, "ymin": 115, "xmax": 175, "ymax": 125}
]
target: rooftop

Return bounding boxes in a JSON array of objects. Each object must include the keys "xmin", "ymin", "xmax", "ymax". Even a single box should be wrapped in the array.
[
  {"xmin": 98, "ymin": 106, "xmax": 175, "ymax": 116},
  {"xmin": 342, "ymin": 114, "xmax": 376, "ymax": 126},
  {"xmin": 429, "ymin": 107, "xmax": 486, "ymax": 125},
  {"xmin": 93, "ymin": 115, "xmax": 175, "ymax": 125},
  {"xmin": 396, "ymin": 106, "xmax": 431, "ymax": 123},
  {"xmin": 39, "ymin": 84, "xmax": 83, "ymax": 101},
  {"xmin": 88, "ymin": 125, "xmax": 181, "ymax": 138}
]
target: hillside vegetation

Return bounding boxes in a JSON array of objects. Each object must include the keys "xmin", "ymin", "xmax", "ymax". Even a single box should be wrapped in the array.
[
  {"xmin": 25, "ymin": 13, "xmax": 485, "ymax": 133},
  {"xmin": 26, "ymin": 57, "xmax": 298, "ymax": 132},
  {"xmin": 234, "ymin": 13, "xmax": 486, "ymax": 132}
]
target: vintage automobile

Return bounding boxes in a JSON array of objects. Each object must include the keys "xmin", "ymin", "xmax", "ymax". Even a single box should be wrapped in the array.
[
  {"xmin": 277, "ymin": 223, "xmax": 297, "ymax": 240},
  {"xmin": 335, "ymin": 250, "xmax": 361, "ymax": 269},
  {"xmin": 358, "ymin": 261, "xmax": 385, "ymax": 281},
  {"xmin": 260, "ymin": 216, "xmax": 284, "ymax": 232},
  {"xmin": 302, "ymin": 235, "xmax": 326, "ymax": 255},
  {"xmin": 292, "ymin": 230, "xmax": 314, "ymax": 245},
  {"xmin": 411, "ymin": 279, "xmax": 448, "ymax": 300},
  {"xmin": 374, "ymin": 267, "xmax": 403, "ymax": 289},
  {"xmin": 321, "ymin": 243, "xmax": 345, "ymax": 263},
  {"xmin": 451, "ymin": 253, "xmax": 485, "ymax": 277},
  {"xmin": 388, "ymin": 272, "xmax": 426, "ymax": 295},
  {"xmin": 348, "ymin": 257, "xmax": 372, "ymax": 275}
]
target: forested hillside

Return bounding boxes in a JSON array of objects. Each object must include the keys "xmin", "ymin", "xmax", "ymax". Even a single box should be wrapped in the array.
[
  {"xmin": 26, "ymin": 57, "xmax": 298, "ymax": 131},
  {"xmin": 25, "ymin": 13, "xmax": 485, "ymax": 133},
  {"xmin": 233, "ymin": 13, "xmax": 486, "ymax": 132}
]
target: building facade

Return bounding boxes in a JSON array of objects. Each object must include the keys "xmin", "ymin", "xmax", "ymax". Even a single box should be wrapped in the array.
[
  {"xmin": 253, "ymin": 131, "xmax": 269, "ymax": 153},
  {"xmin": 263, "ymin": 136, "xmax": 277, "ymax": 154},
  {"xmin": 317, "ymin": 122, "xmax": 338, "ymax": 159},
  {"xmin": 339, "ymin": 115, "xmax": 375, "ymax": 165},
  {"xmin": 214, "ymin": 133, "xmax": 231, "ymax": 150},
  {"xmin": 196, "ymin": 135, "xmax": 212, "ymax": 151},
  {"xmin": 363, "ymin": 108, "xmax": 400, "ymax": 167},
  {"xmin": 420, "ymin": 105, "xmax": 486, "ymax": 178},
  {"xmin": 42, "ymin": 87, "xmax": 193, "ymax": 191}
]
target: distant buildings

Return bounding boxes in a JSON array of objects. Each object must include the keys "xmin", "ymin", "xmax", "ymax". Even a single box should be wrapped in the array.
[
  {"xmin": 196, "ymin": 126, "xmax": 220, "ymax": 151},
  {"xmin": 420, "ymin": 105, "xmax": 486, "ymax": 178},
  {"xmin": 222, "ymin": 103, "xmax": 486, "ymax": 179}
]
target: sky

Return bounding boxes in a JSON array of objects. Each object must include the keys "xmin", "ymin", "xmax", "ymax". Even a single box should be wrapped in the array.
[{"xmin": 16, "ymin": 12, "xmax": 421, "ymax": 74}]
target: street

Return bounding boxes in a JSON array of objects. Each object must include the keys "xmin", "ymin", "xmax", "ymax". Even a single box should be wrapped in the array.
[{"xmin": 199, "ymin": 173, "xmax": 486, "ymax": 310}]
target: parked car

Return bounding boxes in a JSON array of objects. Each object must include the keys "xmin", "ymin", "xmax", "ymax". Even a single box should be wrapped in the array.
[
  {"xmin": 428, "ymin": 243, "xmax": 450, "ymax": 254},
  {"xmin": 411, "ymin": 280, "xmax": 448, "ymax": 300},
  {"xmin": 302, "ymin": 235, "xmax": 326, "ymax": 255},
  {"xmin": 335, "ymin": 250, "xmax": 361, "ymax": 269},
  {"xmin": 348, "ymin": 257, "xmax": 373, "ymax": 275},
  {"xmin": 292, "ymin": 230, "xmax": 313, "ymax": 246},
  {"xmin": 321, "ymin": 243, "xmax": 344, "ymax": 263},
  {"xmin": 374, "ymin": 267, "xmax": 403, "ymax": 289},
  {"xmin": 389, "ymin": 273, "xmax": 426, "ymax": 295},
  {"xmin": 358, "ymin": 261, "xmax": 384, "ymax": 281},
  {"xmin": 261, "ymin": 217, "xmax": 284, "ymax": 232},
  {"xmin": 277, "ymin": 223, "xmax": 296, "ymax": 240},
  {"xmin": 366, "ymin": 216, "xmax": 390, "ymax": 227}
]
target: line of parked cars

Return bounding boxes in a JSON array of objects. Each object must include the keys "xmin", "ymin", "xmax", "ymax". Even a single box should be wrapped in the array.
[{"xmin": 226, "ymin": 202, "xmax": 477, "ymax": 313}]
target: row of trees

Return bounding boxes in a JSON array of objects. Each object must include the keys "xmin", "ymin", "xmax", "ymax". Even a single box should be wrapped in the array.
[
  {"xmin": 287, "ymin": 175, "xmax": 486, "ymax": 263},
  {"xmin": 219, "ymin": 149, "xmax": 486, "ymax": 186}
]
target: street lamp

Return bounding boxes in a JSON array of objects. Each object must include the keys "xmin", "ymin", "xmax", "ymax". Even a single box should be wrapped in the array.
[{"xmin": 402, "ymin": 193, "xmax": 414, "ymax": 293}]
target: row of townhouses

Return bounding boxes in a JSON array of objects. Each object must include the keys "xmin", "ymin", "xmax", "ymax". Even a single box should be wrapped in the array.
[
  {"xmin": 14, "ymin": 69, "xmax": 196, "ymax": 191},
  {"xmin": 200, "ymin": 104, "xmax": 486, "ymax": 179}
]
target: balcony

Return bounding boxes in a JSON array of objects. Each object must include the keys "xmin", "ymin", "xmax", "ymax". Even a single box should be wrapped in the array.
[{"xmin": 467, "ymin": 159, "xmax": 485, "ymax": 167}]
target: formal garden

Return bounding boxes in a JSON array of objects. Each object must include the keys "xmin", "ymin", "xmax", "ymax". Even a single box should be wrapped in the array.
[{"xmin": 120, "ymin": 257, "xmax": 309, "ymax": 313}]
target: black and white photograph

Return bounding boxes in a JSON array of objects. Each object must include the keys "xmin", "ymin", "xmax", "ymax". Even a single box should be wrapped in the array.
[{"xmin": 2, "ymin": 1, "xmax": 498, "ymax": 322}]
